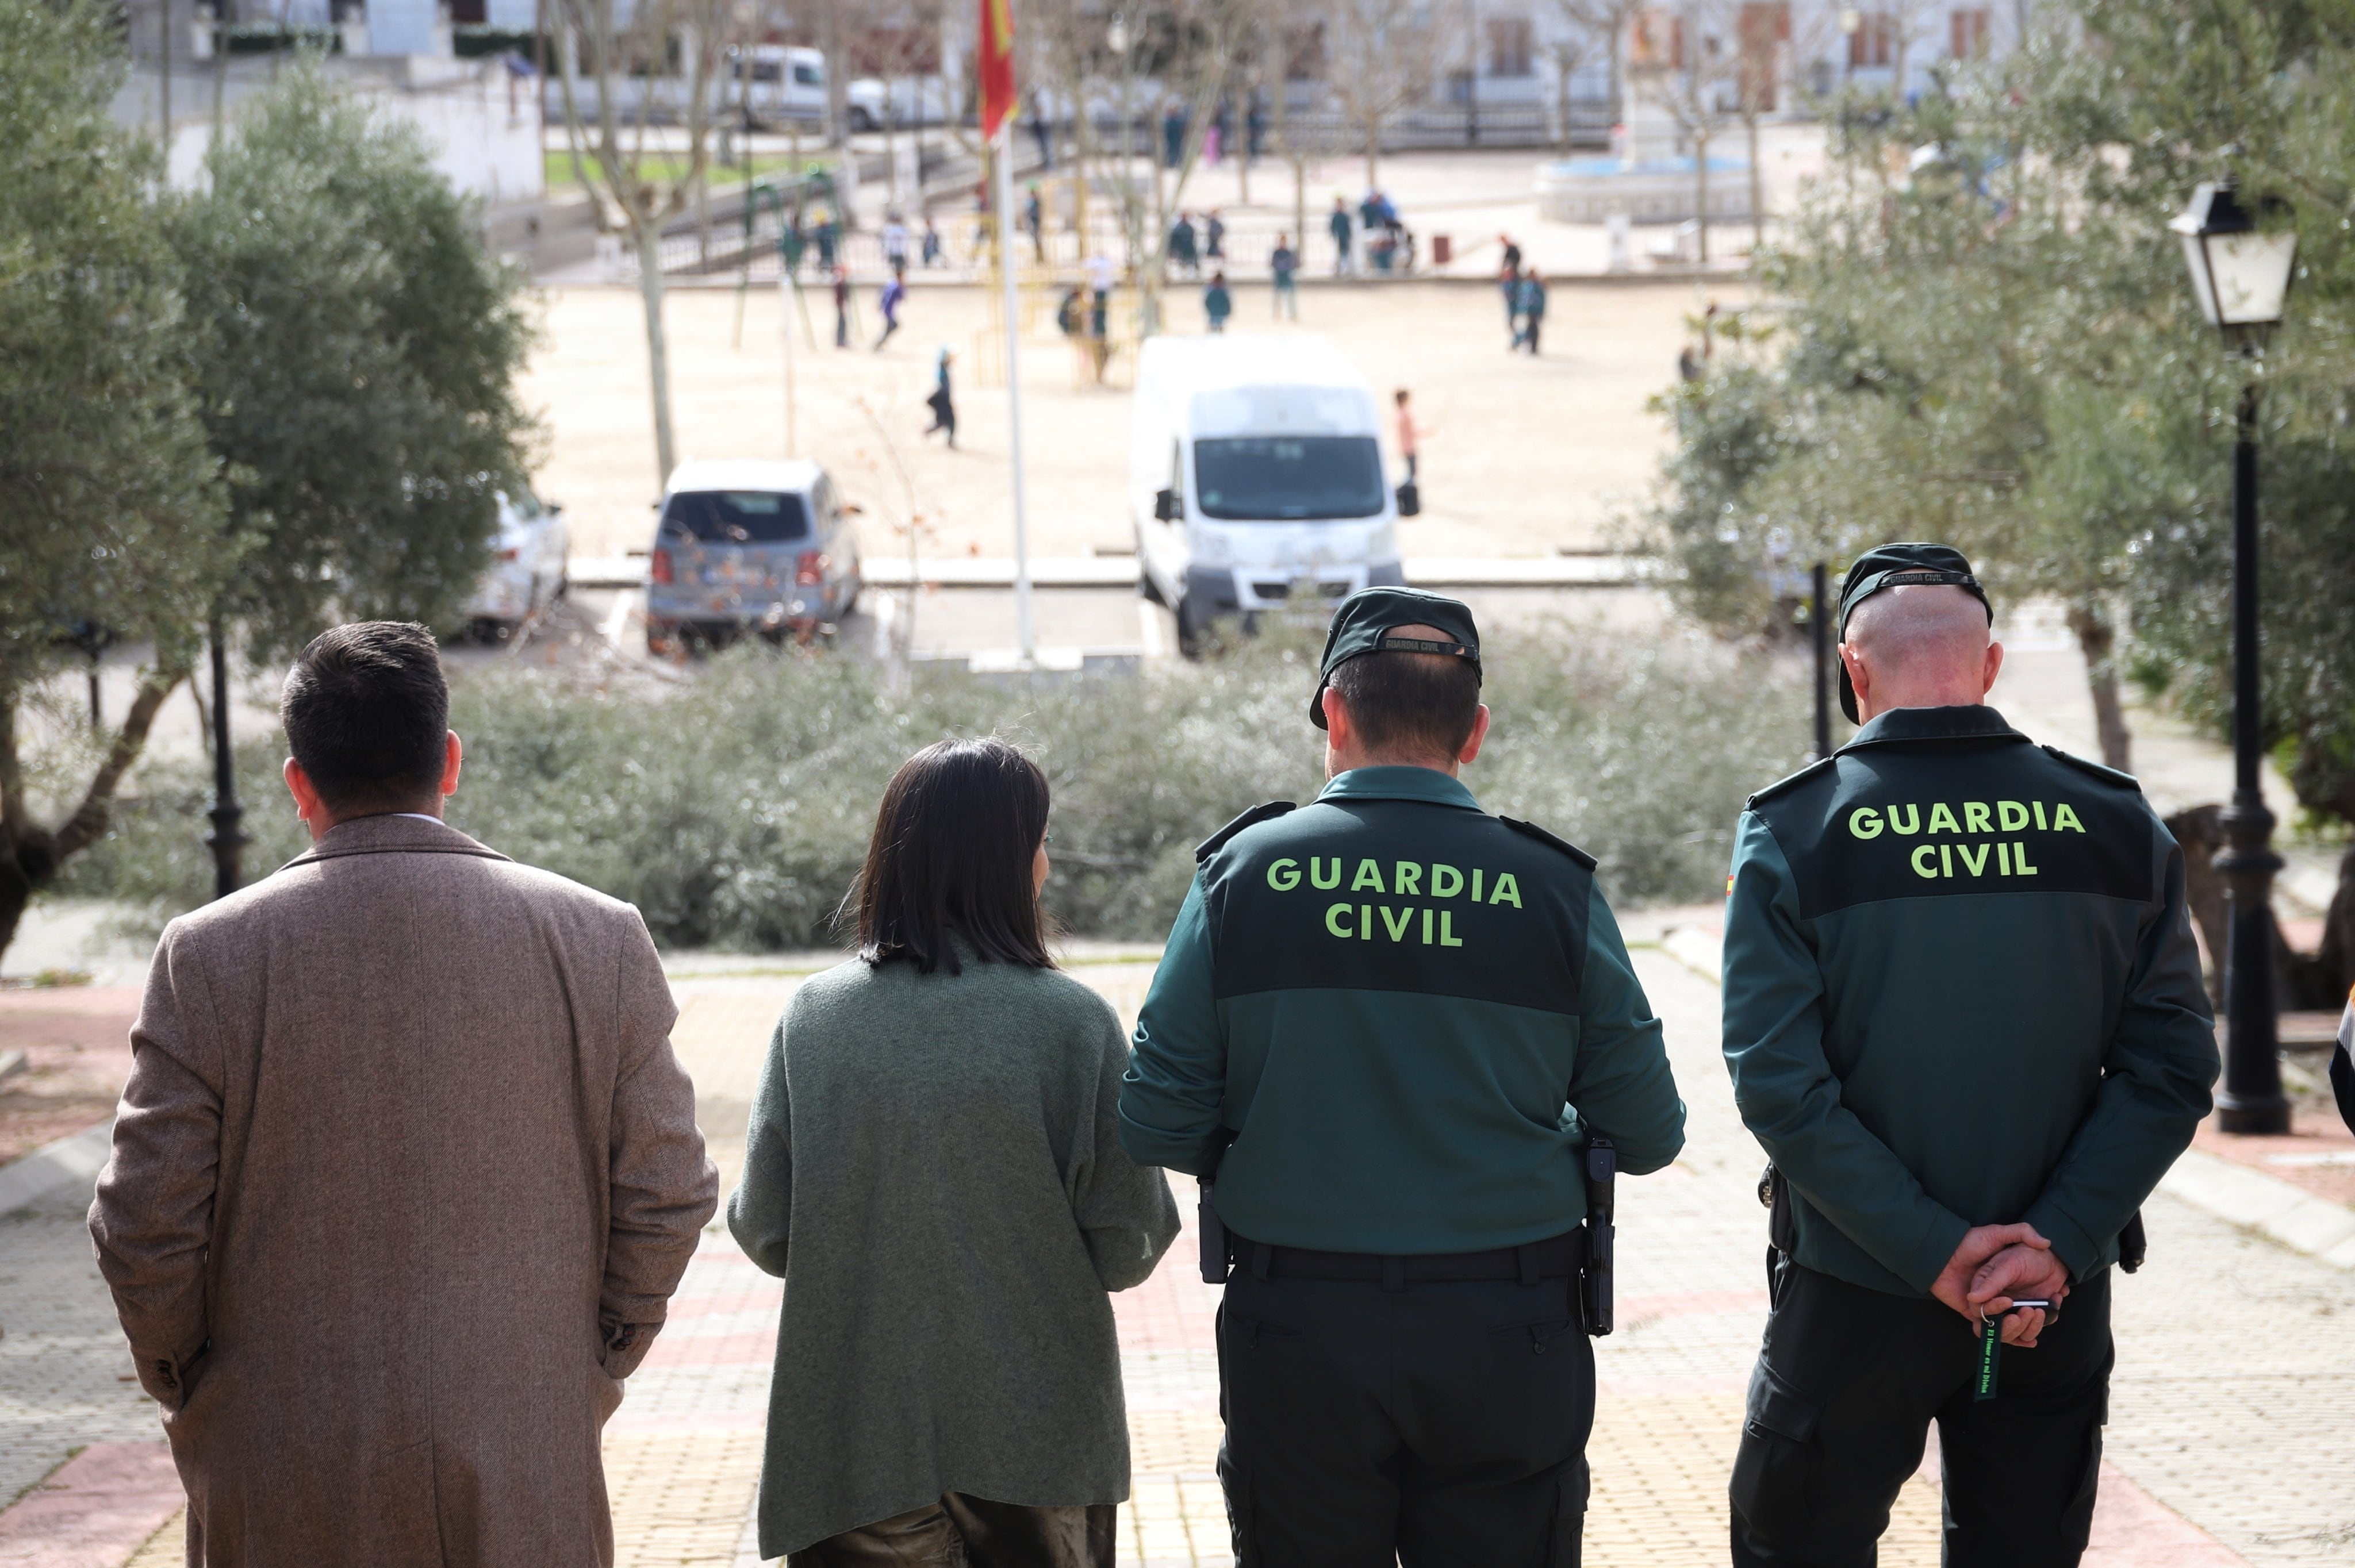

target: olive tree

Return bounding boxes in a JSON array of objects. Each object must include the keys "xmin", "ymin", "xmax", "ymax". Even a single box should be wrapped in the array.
[
  {"xmin": 0, "ymin": 0, "xmax": 231, "ymax": 960},
  {"xmin": 172, "ymin": 67, "xmax": 540, "ymax": 659}
]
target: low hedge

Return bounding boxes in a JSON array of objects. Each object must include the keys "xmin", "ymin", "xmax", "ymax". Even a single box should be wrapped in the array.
[{"xmin": 55, "ymin": 624, "xmax": 1812, "ymax": 950}]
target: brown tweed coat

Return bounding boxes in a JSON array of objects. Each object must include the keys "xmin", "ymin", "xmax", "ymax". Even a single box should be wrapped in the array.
[{"xmin": 88, "ymin": 813, "xmax": 718, "ymax": 1567}]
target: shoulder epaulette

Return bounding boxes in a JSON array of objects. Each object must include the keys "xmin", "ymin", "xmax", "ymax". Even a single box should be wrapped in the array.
[
  {"xmin": 1195, "ymin": 801, "xmax": 1297, "ymax": 863},
  {"xmin": 1743, "ymin": 754, "xmax": 1839, "ymax": 810},
  {"xmin": 2041, "ymin": 745, "xmax": 2142, "ymax": 792},
  {"xmin": 1498, "ymin": 816, "xmax": 1599, "ymax": 872}
]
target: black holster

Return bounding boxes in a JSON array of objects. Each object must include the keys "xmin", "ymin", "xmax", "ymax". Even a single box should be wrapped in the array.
[
  {"xmin": 1199, "ymin": 1179, "xmax": 1230, "ymax": 1284},
  {"xmin": 1581, "ymin": 1135, "xmax": 1616, "ymax": 1336}
]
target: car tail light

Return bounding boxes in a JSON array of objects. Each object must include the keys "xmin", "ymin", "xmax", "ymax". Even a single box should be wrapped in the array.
[
  {"xmin": 795, "ymin": 550, "xmax": 826, "ymax": 586},
  {"xmin": 497, "ymin": 546, "xmax": 520, "ymax": 563},
  {"xmin": 651, "ymin": 547, "xmax": 674, "ymax": 585}
]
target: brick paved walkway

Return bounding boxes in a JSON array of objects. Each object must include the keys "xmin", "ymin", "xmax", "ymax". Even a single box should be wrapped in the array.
[{"xmin": 8, "ymin": 954, "xmax": 2353, "ymax": 1565}]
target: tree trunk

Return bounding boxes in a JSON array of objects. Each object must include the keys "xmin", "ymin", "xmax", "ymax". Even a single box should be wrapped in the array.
[
  {"xmin": 1745, "ymin": 111, "xmax": 1763, "ymax": 245},
  {"xmin": 0, "ymin": 672, "xmax": 182, "ymax": 969},
  {"xmin": 1606, "ymin": 21, "xmax": 1624, "ymax": 128},
  {"xmin": 2164, "ymin": 805, "xmax": 2227, "ymax": 1001},
  {"xmin": 1292, "ymin": 155, "xmax": 1307, "ymax": 256},
  {"xmin": 2311, "ymin": 839, "xmax": 2355, "ymax": 1005},
  {"xmin": 1694, "ymin": 128, "xmax": 1709, "ymax": 262},
  {"xmin": 1364, "ymin": 113, "xmax": 1380, "ymax": 189},
  {"xmin": 635, "ymin": 225, "xmax": 678, "ymax": 483},
  {"xmin": 2065, "ymin": 600, "xmax": 2133, "ymax": 773}
]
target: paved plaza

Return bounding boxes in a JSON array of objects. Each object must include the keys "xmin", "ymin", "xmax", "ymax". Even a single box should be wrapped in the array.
[{"xmin": 6, "ymin": 938, "xmax": 2353, "ymax": 1566}]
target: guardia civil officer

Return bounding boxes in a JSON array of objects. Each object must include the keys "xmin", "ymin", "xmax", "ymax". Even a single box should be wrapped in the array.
[
  {"xmin": 1721, "ymin": 545, "xmax": 2219, "ymax": 1568},
  {"xmin": 1120, "ymin": 588, "xmax": 1686, "ymax": 1567}
]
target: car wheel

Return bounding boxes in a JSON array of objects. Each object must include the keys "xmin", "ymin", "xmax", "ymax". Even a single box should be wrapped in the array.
[
  {"xmin": 1139, "ymin": 571, "xmax": 1167, "ymax": 608},
  {"xmin": 839, "ymin": 579, "xmax": 861, "ymax": 617},
  {"xmin": 848, "ymin": 107, "xmax": 876, "ymax": 133}
]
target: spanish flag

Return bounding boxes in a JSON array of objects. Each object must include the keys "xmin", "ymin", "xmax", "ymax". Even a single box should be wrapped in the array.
[{"xmin": 978, "ymin": 0, "xmax": 1016, "ymax": 140}]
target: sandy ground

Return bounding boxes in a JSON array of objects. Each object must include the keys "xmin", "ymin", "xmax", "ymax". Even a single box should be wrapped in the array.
[{"xmin": 520, "ymin": 276, "xmax": 1748, "ymax": 565}]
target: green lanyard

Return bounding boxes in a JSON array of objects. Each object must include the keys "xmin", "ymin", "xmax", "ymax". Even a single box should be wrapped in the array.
[{"xmin": 1974, "ymin": 1316, "xmax": 2003, "ymax": 1402}]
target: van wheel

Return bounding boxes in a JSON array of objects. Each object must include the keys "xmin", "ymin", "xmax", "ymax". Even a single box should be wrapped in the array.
[
  {"xmin": 1175, "ymin": 596, "xmax": 1210, "ymax": 659},
  {"xmin": 1139, "ymin": 572, "xmax": 1167, "ymax": 608}
]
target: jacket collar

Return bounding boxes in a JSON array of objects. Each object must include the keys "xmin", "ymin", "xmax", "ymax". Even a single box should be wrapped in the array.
[
  {"xmin": 282, "ymin": 812, "xmax": 512, "ymax": 870},
  {"xmin": 1318, "ymin": 765, "xmax": 1482, "ymax": 811},
  {"xmin": 1840, "ymin": 704, "xmax": 2030, "ymax": 752}
]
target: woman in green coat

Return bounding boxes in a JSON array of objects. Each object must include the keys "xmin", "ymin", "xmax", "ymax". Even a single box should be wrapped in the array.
[{"xmin": 729, "ymin": 737, "xmax": 1180, "ymax": 1567}]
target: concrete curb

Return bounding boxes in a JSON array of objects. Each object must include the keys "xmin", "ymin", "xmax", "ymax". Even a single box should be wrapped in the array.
[
  {"xmin": 1646, "ymin": 924, "xmax": 2355, "ymax": 1273},
  {"xmin": 2157, "ymin": 1149, "xmax": 2355, "ymax": 1270},
  {"xmin": 0, "ymin": 1120, "xmax": 113, "ymax": 1217}
]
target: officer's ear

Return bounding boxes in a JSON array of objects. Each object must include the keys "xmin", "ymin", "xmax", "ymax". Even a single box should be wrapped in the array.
[
  {"xmin": 1321, "ymin": 686, "xmax": 1355, "ymax": 751},
  {"xmin": 1981, "ymin": 639, "xmax": 2004, "ymax": 698},
  {"xmin": 1458, "ymin": 704, "xmax": 1491, "ymax": 766}
]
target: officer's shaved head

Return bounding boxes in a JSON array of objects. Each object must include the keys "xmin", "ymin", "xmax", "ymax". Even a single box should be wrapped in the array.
[{"xmin": 1840, "ymin": 585, "xmax": 2002, "ymax": 720}]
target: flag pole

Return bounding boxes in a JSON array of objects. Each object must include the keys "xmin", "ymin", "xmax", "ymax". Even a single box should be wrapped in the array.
[{"xmin": 992, "ymin": 128, "xmax": 1035, "ymax": 664}]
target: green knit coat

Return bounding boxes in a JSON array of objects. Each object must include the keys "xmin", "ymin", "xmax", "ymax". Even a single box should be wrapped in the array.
[{"xmin": 727, "ymin": 950, "xmax": 1180, "ymax": 1557}]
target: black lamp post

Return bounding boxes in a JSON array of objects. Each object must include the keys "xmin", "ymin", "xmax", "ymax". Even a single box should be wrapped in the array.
[
  {"xmin": 2169, "ymin": 177, "xmax": 2298, "ymax": 1134},
  {"xmin": 204, "ymin": 620, "xmax": 246, "ymax": 900}
]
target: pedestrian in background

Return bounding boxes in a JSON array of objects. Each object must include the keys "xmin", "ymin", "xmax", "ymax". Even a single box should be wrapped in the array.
[
  {"xmin": 1025, "ymin": 183, "xmax": 1045, "ymax": 263},
  {"xmin": 732, "ymin": 737, "xmax": 1178, "ymax": 1566},
  {"xmin": 813, "ymin": 207, "xmax": 838, "ymax": 271},
  {"xmin": 1205, "ymin": 207, "xmax": 1226, "ymax": 262},
  {"xmin": 1269, "ymin": 233, "xmax": 1299, "ymax": 318},
  {"xmin": 921, "ymin": 214, "xmax": 943, "ymax": 267},
  {"xmin": 1122, "ymin": 589, "xmax": 1686, "ymax": 1566},
  {"xmin": 1203, "ymin": 271, "xmax": 1232, "ymax": 335},
  {"xmin": 1328, "ymin": 195, "xmax": 1353, "ymax": 275},
  {"xmin": 1085, "ymin": 253, "xmax": 1115, "ymax": 383},
  {"xmin": 832, "ymin": 265, "xmax": 851, "ymax": 349},
  {"xmin": 1393, "ymin": 387, "xmax": 1425, "ymax": 486},
  {"xmin": 1721, "ymin": 544, "xmax": 2218, "ymax": 1567},
  {"xmin": 923, "ymin": 346, "xmax": 957, "ymax": 447},
  {"xmin": 1516, "ymin": 268, "xmax": 1548, "ymax": 353},
  {"xmin": 1169, "ymin": 210, "xmax": 1200, "ymax": 278},
  {"xmin": 875, "ymin": 271, "xmax": 906, "ymax": 351},
  {"xmin": 881, "ymin": 212, "xmax": 910, "ymax": 277},
  {"xmin": 90, "ymin": 622, "xmax": 716, "ymax": 1566}
]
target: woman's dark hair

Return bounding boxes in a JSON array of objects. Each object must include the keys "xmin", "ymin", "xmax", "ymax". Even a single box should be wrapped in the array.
[{"xmin": 849, "ymin": 737, "xmax": 1054, "ymax": 975}]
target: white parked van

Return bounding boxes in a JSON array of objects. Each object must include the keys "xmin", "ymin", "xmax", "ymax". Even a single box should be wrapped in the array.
[{"xmin": 1132, "ymin": 335, "xmax": 1412, "ymax": 654}]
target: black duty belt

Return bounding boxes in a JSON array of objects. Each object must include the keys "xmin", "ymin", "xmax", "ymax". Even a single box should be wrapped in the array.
[{"xmin": 1222, "ymin": 1227, "xmax": 1587, "ymax": 1289}]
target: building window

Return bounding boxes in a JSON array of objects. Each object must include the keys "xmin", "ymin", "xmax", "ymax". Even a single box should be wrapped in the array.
[
  {"xmin": 1487, "ymin": 16, "xmax": 1534, "ymax": 77},
  {"xmin": 1950, "ymin": 7, "xmax": 1990, "ymax": 56},
  {"xmin": 1848, "ymin": 11, "xmax": 1894, "ymax": 67}
]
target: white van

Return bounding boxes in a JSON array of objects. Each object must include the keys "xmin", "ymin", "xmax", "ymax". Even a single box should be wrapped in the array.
[{"xmin": 1132, "ymin": 335, "xmax": 1412, "ymax": 654}]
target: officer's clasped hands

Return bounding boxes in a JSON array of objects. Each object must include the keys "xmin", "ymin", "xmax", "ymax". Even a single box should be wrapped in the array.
[{"xmin": 1968, "ymin": 1242, "xmax": 2074, "ymax": 1347}]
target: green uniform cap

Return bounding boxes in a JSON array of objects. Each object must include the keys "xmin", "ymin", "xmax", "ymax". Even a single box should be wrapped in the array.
[
  {"xmin": 1309, "ymin": 586, "xmax": 1482, "ymax": 729},
  {"xmin": 1835, "ymin": 543, "xmax": 1993, "ymax": 724}
]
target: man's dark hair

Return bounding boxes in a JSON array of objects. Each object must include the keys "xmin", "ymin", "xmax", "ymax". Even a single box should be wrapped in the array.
[
  {"xmin": 1329, "ymin": 650, "xmax": 1482, "ymax": 760},
  {"xmin": 849, "ymin": 737, "xmax": 1054, "ymax": 975},
  {"xmin": 279, "ymin": 622, "xmax": 450, "ymax": 814}
]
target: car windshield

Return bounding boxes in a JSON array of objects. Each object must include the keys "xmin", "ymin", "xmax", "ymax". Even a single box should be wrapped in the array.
[
  {"xmin": 662, "ymin": 490, "xmax": 811, "ymax": 545},
  {"xmin": 1193, "ymin": 437, "xmax": 1385, "ymax": 521}
]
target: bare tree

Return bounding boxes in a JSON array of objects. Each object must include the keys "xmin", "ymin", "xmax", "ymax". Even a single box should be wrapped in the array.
[
  {"xmin": 1324, "ymin": 0, "xmax": 1437, "ymax": 188},
  {"xmin": 1629, "ymin": 0, "xmax": 1737, "ymax": 260},
  {"xmin": 551, "ymin": 0, "xmax": 739, "ymax": 484},
  {"xmin": 1536, "ymin": 0, "xmax": 1637, "ymax": 140}
]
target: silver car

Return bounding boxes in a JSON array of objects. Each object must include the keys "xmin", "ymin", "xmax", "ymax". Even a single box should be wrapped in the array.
[
  {"xmin": 645, "ymin": 459, "xmax": 861, "ymax": 653},
  {"xmin": 462, "ymin": 489, "xmax": 569, "ymax": 637}
]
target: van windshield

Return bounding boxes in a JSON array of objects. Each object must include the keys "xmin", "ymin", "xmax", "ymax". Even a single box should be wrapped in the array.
[
  {"xmin": 662, "ymin": 490, "xmax": 811, "ymax": 544},
  {"xmin": 1193, "ymin": 437, "xmax": 1385, "ymax": 521}
]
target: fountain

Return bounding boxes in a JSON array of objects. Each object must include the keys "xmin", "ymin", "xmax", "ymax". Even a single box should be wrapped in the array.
[{"xmin": 1533, "ymin": 87, "xmax": 1751, "ymax": 229}]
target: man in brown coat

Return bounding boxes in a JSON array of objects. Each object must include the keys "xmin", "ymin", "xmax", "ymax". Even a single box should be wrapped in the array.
[{"xmin": 89, "ymin": 621, "xmax": 718, "ymax": 1566}]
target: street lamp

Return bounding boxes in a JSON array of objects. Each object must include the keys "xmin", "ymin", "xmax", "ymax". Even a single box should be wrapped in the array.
[{"xmin": 2169, "ymin": 176, "xmax": 2298, "ymax": 1135}]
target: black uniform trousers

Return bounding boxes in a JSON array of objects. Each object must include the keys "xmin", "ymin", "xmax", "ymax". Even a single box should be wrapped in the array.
[
  {"xmin": 1729, "ymin": 1256, "xmax": 2114, "ymax": 1568},
  {"xmin": 1216, "ymin": 1270, "xmax": 1593, "ymax": 1567}
]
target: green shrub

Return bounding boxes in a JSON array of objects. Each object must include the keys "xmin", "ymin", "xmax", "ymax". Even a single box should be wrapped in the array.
[{"xmin": 53, "ymin": 624, "xmax": 1812, "ymax": 949}]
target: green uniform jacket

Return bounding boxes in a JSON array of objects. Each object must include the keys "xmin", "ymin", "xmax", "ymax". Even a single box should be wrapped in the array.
[
  {"xmin": 1721, "ymin": 705, "xmax": 2218, "ymax": 1298},
  {"xmin": 1120, "ymin": 766, "xmax": 1687, "ymax": 1255}
]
